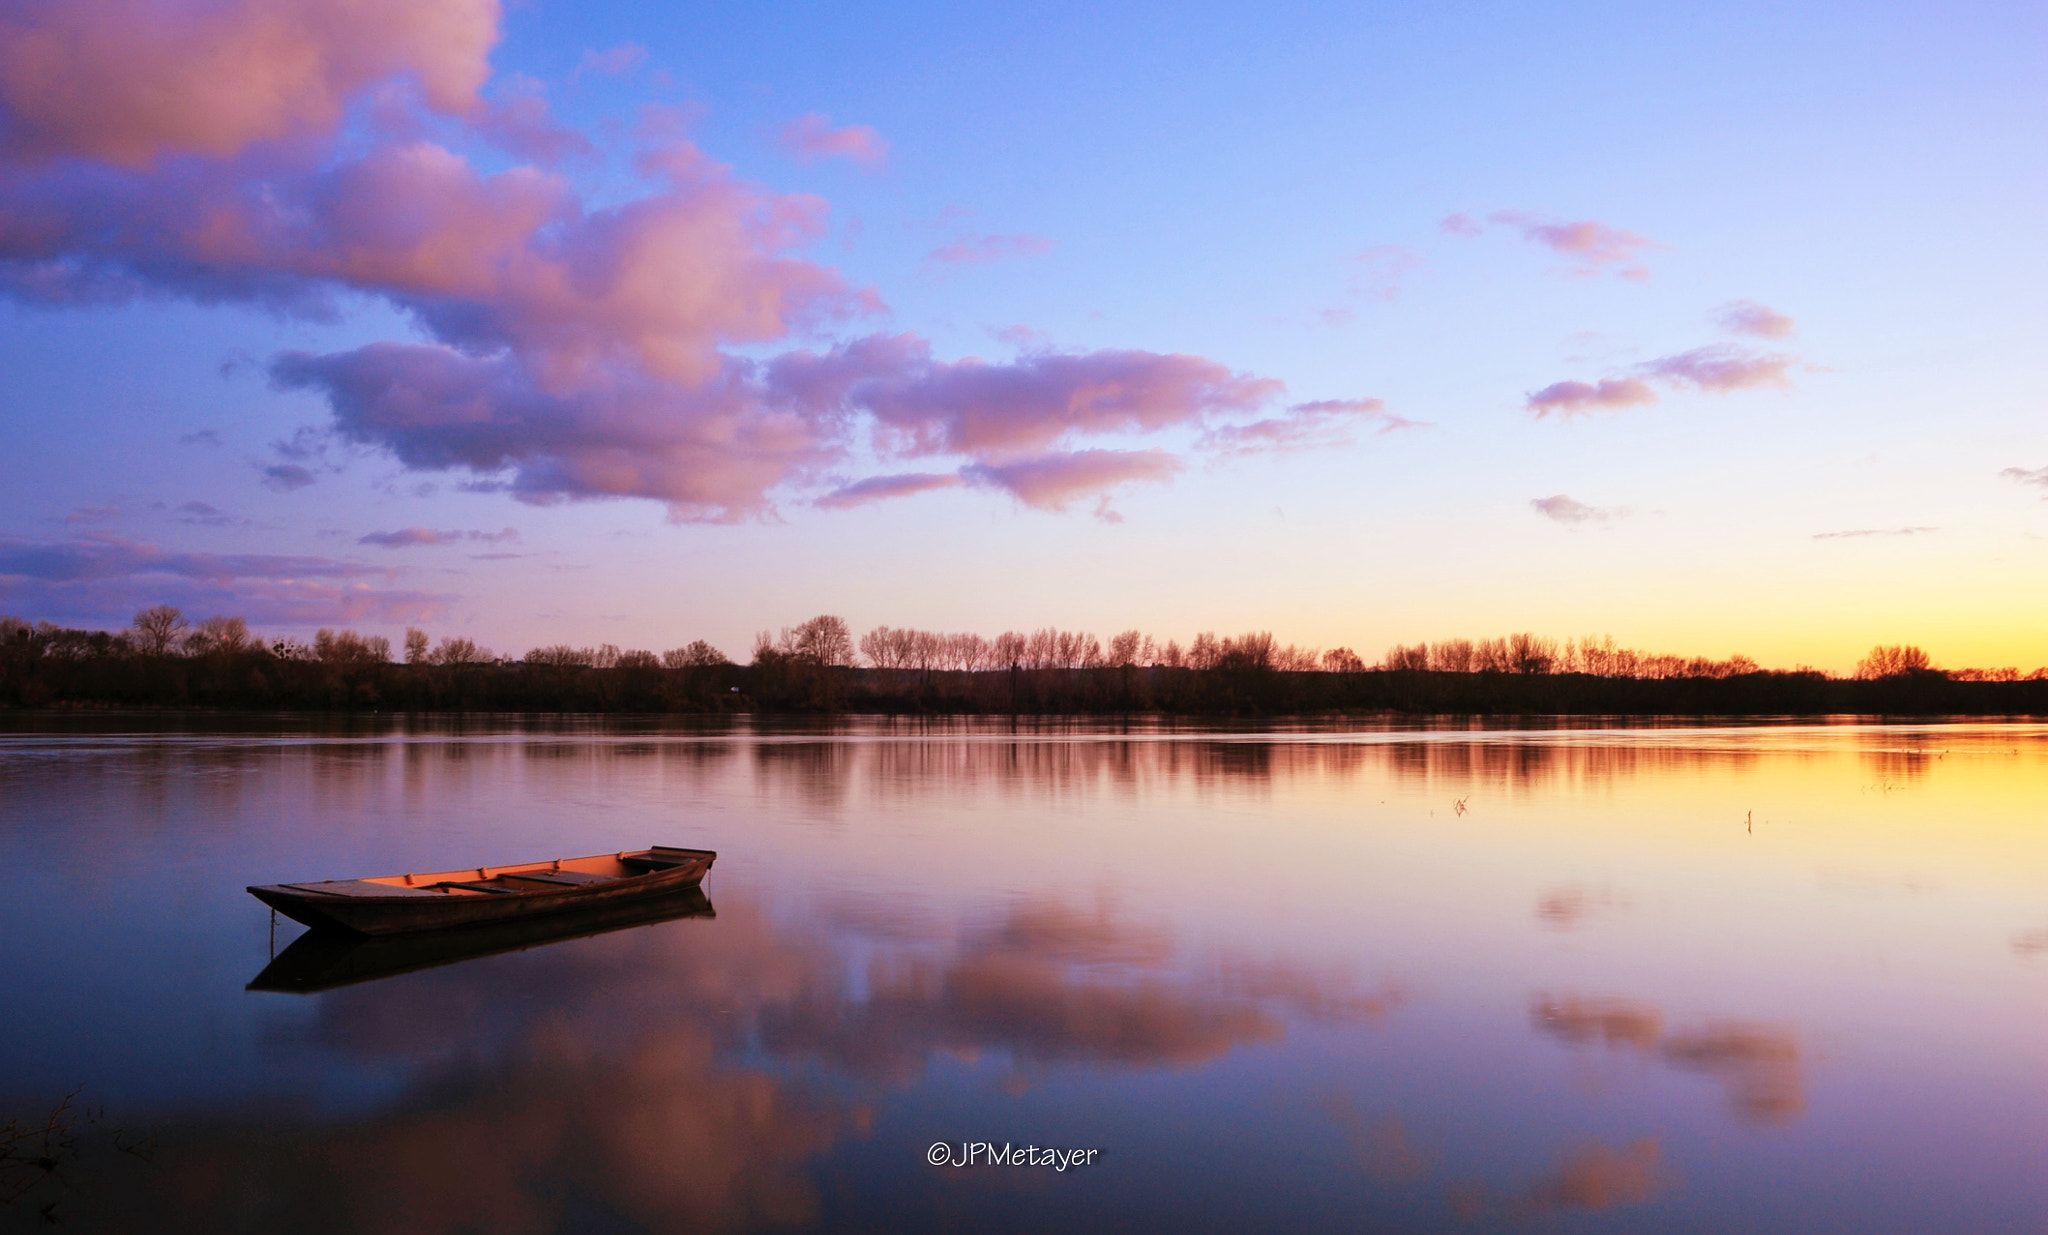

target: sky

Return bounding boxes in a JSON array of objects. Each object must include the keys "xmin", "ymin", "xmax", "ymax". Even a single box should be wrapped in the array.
[{"xmin": 0, "ymin": 0, "xmax": 2043, "ymax": 672}]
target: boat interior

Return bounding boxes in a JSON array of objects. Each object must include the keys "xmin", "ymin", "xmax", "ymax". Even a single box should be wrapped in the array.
[{"xmin": 312, "ymin": 847, "xmax": 715, "ymax": 898}]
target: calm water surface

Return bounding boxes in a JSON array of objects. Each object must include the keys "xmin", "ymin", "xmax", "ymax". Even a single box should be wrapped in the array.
[{"xmin": 2, "ymin": 716, "xmax": 2045, "ymax": 1232}]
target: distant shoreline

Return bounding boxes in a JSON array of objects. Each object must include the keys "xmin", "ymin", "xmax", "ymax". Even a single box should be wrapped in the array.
[{"xmin": 5, "ymin": 658, "xmax": 2044, "ymax": 718}]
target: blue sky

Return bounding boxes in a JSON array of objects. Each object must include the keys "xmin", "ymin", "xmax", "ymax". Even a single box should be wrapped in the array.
[{"xmin": 1, "ymin": 0, "xmax": 2043, "ymax": 669}]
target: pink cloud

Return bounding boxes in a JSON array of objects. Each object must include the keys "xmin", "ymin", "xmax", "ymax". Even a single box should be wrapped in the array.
[
  {"xmin": 1487, "ymin": 211, "xmax": 1656, "ymax": 278},
  {"xmin": 776, "ymin": 113, "xmax": 888, "ymax": 169},
  {"xmin": 962, "ymin": 450, "xmax": 1183, "ymax": 511},
  {"xmin": 1440, "ymin": 212, "xmax": 1483, "ymax": 238},
  {"xmin": 0, "ymin": 533, "xmax": 384, "ymax": 584},
  {"xmin": 1531, "ymin": 494, "xmax": 1628, "ymax": 524},
  {"xmin": 262, "ymin": 463, "xmax": 318, "ymax": 490},
  {"xmin": 1638, "ymin": 345, "xmax": 1791, "ymax": 392},
  {"xmin": 1525, "ymin": 378, "xmax": 1659, "ymax": 417},
  {"xmin": 1198, "ymin": 397, "xmax": 1413, "ymax": 455},
  {"xmin": 1528, "ymin": 345, "xmax": 1790, "ymax": 416},
  {"xmin": 358, "ymin": 526, "xmax": 518, "ymax": 546},
  {"xmin": 574, "ymin": 44, "xmax": 647, "ymax": 80},
  {"xmin": 766, "ymin": 335, "xmax": 1283, "ymax": 458},
  {"xmin": 1715, "ymin": 299, "xmax": 1795, "ymax": 339},
  {"xmin": 1346, "ymin": 245, "xmax": 1420, "ymax": 302},
  {"xmin": 0, "ymin": 0, "xmax": 1352, "ymax": 522},
  {"xmin": 814, "ymin": 472, "xmax": 962, "ymax": 509},
  {"xmin": 270, "ymin": 344, "xmax": 831, "ymax": 522},
  {"xmin": 0, "ymin": 135, "xmax": 863, "ymax": 385},
  {"xmin": 0, "ymin": 0, "xmax": 497, "ymax": 167},
  {"xmin": 471, "ymin": 91, "xmax": 593, "ymax": 166},
  {"xmin": 0, "ymin": 532, "xmax": 449, "ymax": 627},
  {"xmin": 359, "ymin": 527, "xmax": 457, "ymax": 547},
  {"xmin": 929, "ymin": 233, "xmax": 1054, "ymax": 265}
]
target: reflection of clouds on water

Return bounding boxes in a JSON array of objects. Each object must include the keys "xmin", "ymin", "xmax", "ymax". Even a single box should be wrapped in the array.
[
  {"xmin": 2013, "ymin": 928, "xmax": 2048, "ymax": 957},
  {"xmin": 1532, "ymin": 996, "xmax": 1663, "ymax": 1048},
  {"xmin": 67, "ymin": 892, "xmax": 1402, "ymax": 1231},
  {"xmin": 1535, "ymin": 885, "xmax": 1627, "ymax": 930},
  {"xmin": 85, "ymin": 1028, "xmax": 841, "ymax": 1234},
  {"xmin": 1321, "ymin": 1096, "xmax": 1430, "ymax": 1182},
  {"xmin": 1519, "ymin": 1138, "xmax": 1667, "ymax": 1213},
  {"xmin": 761, "ymin": 898, "xmax": 1404, "ymax": 1080},
  {"xmin": 1442, "ymin": 1137, "xmax": 1669, "ymax": 1220},
  {"xmin": 1533, "ymin": 996, "xmax": 1804, "ymax": 1125}
]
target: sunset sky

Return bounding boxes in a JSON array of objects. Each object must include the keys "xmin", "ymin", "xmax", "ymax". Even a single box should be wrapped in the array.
[{"xmin": 1, "ymin": 0, "xmax": 2042, "ymax": 671}]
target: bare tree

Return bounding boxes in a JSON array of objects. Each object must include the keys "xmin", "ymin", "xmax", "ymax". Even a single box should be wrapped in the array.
[
  {"xmin": 129, "ymin": 605, "xmax": 188, "ymax": 656},
  {"xmin": 314, "ymin": 629, "xmax": 391, "ymax": 664},
  {"xmin": 404, "ymin": 628, "xmax": 430, "ymax": 664},
  {"xmin": 1856, "ymin": 644, "xmax": 1933, "ymax": 679},
  {"xmin": 780, "ymin": 615, "xmax": 853, "ymax": 666},
  {"xmin": 526, "ymin": 645, "xmax": 593, "ymax": 667},
  {"xmin": 1323, "ymin": 647, "xmax": 1366, "ymax": 673},
  {"xmin": 1108, "ymin": 630, "xmax": 1142, "ymax": 668},
  {"xmin": 1429, "ymin": 639, "xmax": 1475, "ymax": 673},
  {"xmin": 1384, "ymin": 643, "xmax": 1430, "ymax": 671},
  {"xmin": 663, "ymin": 641, "xmax": 731, "ymax": 668},
  {"xmin": 1508, "ymin": 632, "xmax": 1557, "ymax": 674},
  {"xmin": 185, "ymin": 615, "xmax": 250, "ymax": 655},
  {"xmin": 432, "ymin": 637, "xmax": 486, "ymax": 665}
]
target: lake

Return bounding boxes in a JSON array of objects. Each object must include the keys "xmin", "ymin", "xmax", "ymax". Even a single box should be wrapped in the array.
[{"xmin": 2, "ymin": 716, "xmax": 2045, "ymax": 1232}]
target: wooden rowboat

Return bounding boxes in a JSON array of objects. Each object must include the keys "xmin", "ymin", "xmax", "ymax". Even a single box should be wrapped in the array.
[{"xmin": 247, "ymin": 845, "xmax": 716, "ymax": 936}]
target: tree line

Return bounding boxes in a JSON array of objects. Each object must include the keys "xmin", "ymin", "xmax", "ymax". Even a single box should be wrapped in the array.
[{"xmin": 2, "ymin": 606, "xmax": 2043, "ymax": 715}]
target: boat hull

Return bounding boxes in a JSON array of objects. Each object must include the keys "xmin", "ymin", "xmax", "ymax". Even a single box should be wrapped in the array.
[
  {"xmin": 248, "ymin": 848, "xmax": 715, "ymax": 936},
  {"xmin": 248, "ymin": 885, "xmax": 716, "ymax": 993}
]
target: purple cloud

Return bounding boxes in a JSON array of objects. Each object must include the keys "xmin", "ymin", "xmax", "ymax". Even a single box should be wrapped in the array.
[
  {"xmin": 929, "ymin": 234, "xmax": 1055, "ymax": 265},
  {"xmin": 1811, "ymin": 527, "xmax": 1936, "ymax": 540},
  {"xmin": 1485, "ymin": 211, "xmax": 1657, "ymax": 279},
  {"xmin": 0, "ymin": 533, "xmax": 445, "ymax": 626},
  {"xmin": 0, "ymin": 0, "xmax": 1379, "ymax": 523},
  {"xmin": 261, "ymin": 464, "xmax": 317, "ymax": 491},
  {"xmin": 1198, "ymin": 398, "xmax": 1415, "ymax": 455},
  {"xmin": 359, "ymin": 527, "xmax": 460, "ymax": 547},
  {"xmin": 1637, "ymin": 345, "xmax": 1791, "ymax": 393},
  {"xmin": 1528, "ymin": 345, "xmax": 1790, "ymax": 416},
  {"xmin": 776, "ymin": 112, "xmax": 888, "ymax": 169},
  {"xmin": 1526, "ymin": 378, "xmax": 1660, "ymax": 417},
  {"xmin": 963, "ymin": 450, "xmax": 1183, "ymax": 512},
  {"xmin": 814, "ymin": 473, "xmax": 962, "ymax": 509},
  {"xmin": 1532, "ymin": 494, "xmax": 1628, "ymax": 524},
  {"xmin": 1716, "ymin": 300, "xmax": 1795, "ymax": 339}
]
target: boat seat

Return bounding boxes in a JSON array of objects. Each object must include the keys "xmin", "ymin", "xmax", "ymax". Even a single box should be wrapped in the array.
[
  {"xmin": 621, "ymin": 855, "xmax": 696, "ymax": 871},
  {"xmin": 498, "ymin": 870, "xmax": 616, "ymax": 887},
  {"xmin": 280, "ymin": 880, "xmax": 444, "ymax": 898},
  {"xmin": 434, "ymin": 880, "xmax": 523, "ymax": 894}
]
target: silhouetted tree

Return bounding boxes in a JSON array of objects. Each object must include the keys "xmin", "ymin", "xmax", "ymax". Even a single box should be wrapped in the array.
[
  {"xmin": 129, "ymin": 605, "xmax": 187, "ymax": 656},
  {"xmin": 663, "ymin": 641, "xmax": 731, "ymax": 668},
  {"xmin": 185, "ymin": 615, "xmax": 249, "ymax": 655},
  {"xmin": 1857, "ymin": 644, "xmax": 1933, "ymax": 678}
]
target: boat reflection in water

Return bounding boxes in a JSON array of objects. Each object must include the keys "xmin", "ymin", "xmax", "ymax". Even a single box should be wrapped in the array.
[{"xmin": 247, "ymin": 886, "xmax": 716, "ymax": 994}]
